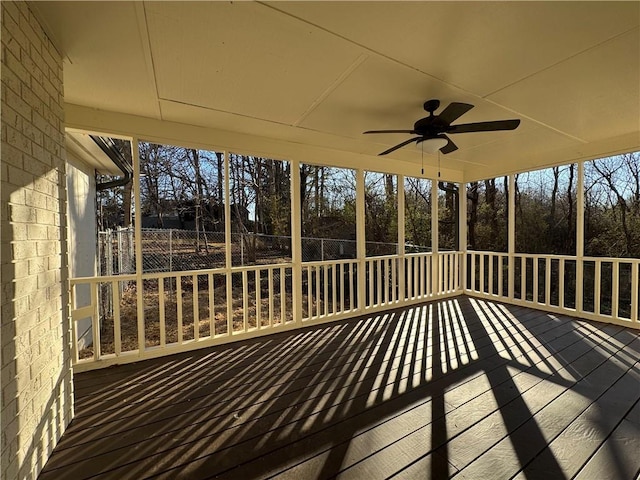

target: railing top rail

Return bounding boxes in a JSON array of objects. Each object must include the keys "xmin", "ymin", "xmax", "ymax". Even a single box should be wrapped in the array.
[
  {"xmin": 466, "ymin": 250, "xmax": 640, "ymax": 263},
  {"xmin": 71, "ymin": 262, "xmax": 295, "ymax": 284},
  {"xmin": 302, "ymin": 258, "xmax": 358, "ymax": 267},
  {"xmin": 582, "ymin": 256, "xmax": 640, "ymax": 263}
]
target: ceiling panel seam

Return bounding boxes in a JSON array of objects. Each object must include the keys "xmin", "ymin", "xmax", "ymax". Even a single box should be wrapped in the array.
[
  {"xmin": 293, "ymin": 54, "xmax": 369, "ymax": 126},
  {"xmin": 258, "ymin": 2, "xmax": 481, "ymax": 100},
  {"xmin": 483, "ymin": 25, "xmax": 640, "ymax": 99},
  {"xmin": 135, "ymin": 1, "xmax": 162, "ymax": 120},
  {"xmin": 159, "ymin": 98, "xmax": 294, "ymax": 127}
]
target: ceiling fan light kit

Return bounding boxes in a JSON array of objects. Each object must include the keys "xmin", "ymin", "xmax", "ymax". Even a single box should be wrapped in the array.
[
  {"xmin": 363, "ymin": 99, "xmax": 521, "ymax": 156},
  {"xmin": 417, "ymin": 136, "xmax": 448, "ymax": 154}
]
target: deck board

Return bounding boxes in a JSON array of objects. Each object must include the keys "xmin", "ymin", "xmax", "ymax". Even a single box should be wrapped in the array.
[{"xmin": 39, "ymin": 297, "xmax": 639, "ymax": 480}]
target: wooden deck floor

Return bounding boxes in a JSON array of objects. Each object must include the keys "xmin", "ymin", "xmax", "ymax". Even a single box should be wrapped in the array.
[{"xmin": 40, "ymin": 296, "xmax": 640, "ymax": 480}]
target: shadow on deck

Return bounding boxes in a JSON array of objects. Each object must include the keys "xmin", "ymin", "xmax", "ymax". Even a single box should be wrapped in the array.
[{"xmin": 40, "ymin": 296, "xmax": 640, "ymax": 479}]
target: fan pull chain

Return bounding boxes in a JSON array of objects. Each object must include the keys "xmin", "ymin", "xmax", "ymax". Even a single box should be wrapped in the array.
[
  {"xmin": 421, "ymin": 140, "xmax": 424, "ymax": 175},
  {"xmin": 438, "ymin": 150, "xmax": 441, "ymax": 178}
]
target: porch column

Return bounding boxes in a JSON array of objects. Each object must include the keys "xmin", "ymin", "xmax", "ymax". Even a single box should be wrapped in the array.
[
  {"xmin": 431, "ymin": 180, "xmax": 439, "ymax": 295},
  {"xmin": 458, "ymin": 181, "xmax": 467, "ymax": 292},
  {"xmin": 224, "ymin": 152, "xmax": 233, "ymax": 330},
  {"xmin": 291, "ymin": 159, "xmax": 303, "ymax": 325},
  {"xmin": 576, "ymin": 161, "xmax": 585, "ymax": 313},
  {"xmin": 508, "ymin": 174, "xmax": 516, "ymax": 300},
  {"xmin": 398, "ymin": 175, "xmax": 405, "ymax": 301},
  {"xmin": 131, "ymin": 137, "xmax": 145, "ymax": 353},
  {"xmin": 356, "ymin": 169, "xmax": 366, "ymax": 310}
]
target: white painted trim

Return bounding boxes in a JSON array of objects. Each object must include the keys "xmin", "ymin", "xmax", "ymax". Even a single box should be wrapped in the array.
[
  {"xmin": 132, "ymin": 137, "xmax": 146, "ymax": 355},
  {"xmin": 65, "ymin": 104, "xmax": 464, "ymax": 182},
  {"xmin": 431, "ymin": 179, "xmax": 439, "ymax": 294},
  {"xmin": 576, "ymin": 161, "xmax": 585, "ymax": 314},
  {"xmin": 356, "ymin": 169, "xmax": 366, "ymax": 311},
  {"xmin": 508, "ymin": 174, "xmax": 516, "ymax": 300},
  {"xmin": 291, "ymin": 159, "xmax": 303, "ymax": 327}
]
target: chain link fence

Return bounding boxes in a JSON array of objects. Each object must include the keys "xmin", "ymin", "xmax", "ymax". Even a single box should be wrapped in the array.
[{"xmin": 97, "ymin": 227, "xmax": 430, "ymax": 276}]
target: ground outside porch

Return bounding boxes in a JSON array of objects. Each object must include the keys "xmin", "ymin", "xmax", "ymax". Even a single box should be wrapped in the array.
[{"xmin": 40, "ymin": 296, "xmax": 640, "ymax": 480}]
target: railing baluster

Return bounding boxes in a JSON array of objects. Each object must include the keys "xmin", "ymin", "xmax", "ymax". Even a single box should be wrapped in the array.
[
  {"xmin": 208, "ymin": 273, "xmax": 215, "ymax": 336},
  {"xmin": 471, "ymin": 254, "xmax": 476, "ymax": 293},
  {"xmin": 498, "ymin": 255, "xmax": 504, "ymax": 297},
  {"xmin": 280, "ymin": 266, "xmax": 286, "ymax": 323},
  {"xmin": 631, "ymin": 262, "xmax": 638, "ymax": 324},
  {"xmin": 324, "ymin": 263, "xmax": 329, "ymax": 316},
  {"xmin": 419, "ymin": 255, "xmax": 425, "ymax": 297},
  {"xmin": 349, "ymin": 262, "xmax": 354, "ymax": 310},
  {"xmin": 487, "ymin": 254, "xmax": 493, "ymax": 295},
  {"xmin": 439, "ymin": 254, "xmax": 444, "ymax": 295},
  {"xmin": 268, "ymin": 268, "xmax": 274, "ymax": 327},
  {"xmin": 193, "ymin": 274, "xmax": 199, "ymax": 341},
  {"xmin": 92, "ymin": 282, "xmax": 100, "ymax": 360},
  {"xmin": 480, "ymin": 254, "xmax": 485, "ymax": 294},
  {"xmin": 559, "ymin": 258, "xmax": 566, "ymax": 308},
  {"xmin": 340, "ymin": 263, "xmax": 345, "ymax": 313},
  {"xmin": 521, "ymin": 256, "xmax": 526, "ymax": 301},
  {"xmin": 545, "ymin": 257, "xmax": 551, "ymax": 306},
  {"xmin": 157, "ymin": 278, "xmax": 164, "ymax": 347},
  {"xmin": 177, "ymin": 276, "xmax": 183, "ymax": 343},
  {"xmin": 332, "ymin": 262, "xmax": 337, "ymax": 314},
  {"xmin": 112, "ymin": 280, "xmax": 122, "ymax": 354},
  {"xmin": 242, "ymin": 270, "xmax": 248, "ymax": 332},
  {"xmin": 454, "ymin": 253, "xmax": 459, "ymax": 292},
  {"xmin": 533, "ymin": 257, "xmax": 539, "ymax": 304},
  {"xmin": 366, "ymin": 260, "xmax": 375, "ymax": 308},
  {"xmin": 306, "ymin": 265, "xmax": 312, "ymax": 319},
  {"xmin": 391, "ymin": 258, "xmax": 397, "ymax": 303},
  {"xmin": 255, "ymin": 269, "xmax": 261, "ymax": 329},
  {"xmin": 612, "ymin": 261, "xmax": 619, "ymax": 319},
  {"xmin": 377, "ymin": 259, "xmax": 382, "ymax": 306},
  {"xmin": 595, "ymin": 260, "xmax": 601, "ymax": 315},
  {"xmin": 316, "ymin": 265, "xmax": 321, "ymax": 316}
]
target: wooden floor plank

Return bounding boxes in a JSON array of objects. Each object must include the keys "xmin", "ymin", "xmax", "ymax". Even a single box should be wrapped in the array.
[
  {"xmin": 38, "ymin": 297, "xmax": 640, "ymax": 480},
  {"xmin": 451, "ymin": 336, "xmax": 639, "ymax": 479},
  {"xmin": 573, "ymin": 400, "xmax": 640, "ymax": 480},
  {"xmin": 44, "ymin": 305, "xmax": 573, "ymax": 476},
  {"xmin": 512, "ymin": 361, "xmax": 640, "ymax": 479}
]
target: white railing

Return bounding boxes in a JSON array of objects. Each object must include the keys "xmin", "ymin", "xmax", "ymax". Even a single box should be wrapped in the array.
[
  {"xmin": 465, "ymin": 251, "xmax": 640, "ymax": 328},
  {"xmin": 70, "ymin": 251, "xmax": 463, "ymax": 370}
]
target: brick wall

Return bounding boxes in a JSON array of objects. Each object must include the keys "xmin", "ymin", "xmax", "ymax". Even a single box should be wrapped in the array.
[{"xmin": 1, "ymin": 2, "xmax": 73, "ymax": 479}]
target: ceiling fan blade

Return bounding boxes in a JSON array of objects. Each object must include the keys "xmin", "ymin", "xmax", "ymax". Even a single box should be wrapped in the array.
[
  {"xmin": 440, "ymin": 135, "xmax": 458, "ymax": 154},
  {"xmin": 438, "ymin": 102, "xmax": 474, "ymax": 125},
  {"xmin": 378, "ymin": 137, "xmax": 420, "ymax": 156},
  {"xmin": 364, "ymin": 129, "xmax": 416, "ymax": 134},
  {"xmin": 448, "ymin": 119, "xmax": 521, "ymax": 134}
]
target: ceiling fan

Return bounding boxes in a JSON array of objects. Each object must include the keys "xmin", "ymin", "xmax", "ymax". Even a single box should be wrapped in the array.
[{"xmin": 363, "ymin": 99, "xmax": 521, "ymax": 156}]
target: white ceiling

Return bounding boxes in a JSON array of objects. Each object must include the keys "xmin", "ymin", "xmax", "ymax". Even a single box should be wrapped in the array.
[{"xmin": 32, "ymin": 1, "xmax": 640, "ymax": 181}]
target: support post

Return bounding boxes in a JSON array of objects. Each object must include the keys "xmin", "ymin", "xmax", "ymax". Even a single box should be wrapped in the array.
[
  {"xmin": 508, "ymin": 174, "xmax": 516, "ymax": 300},
  {"xmin": 225, "ymin": 152, "xmax": 233, "ymax": 332},
  {"xmin": 291, "ymin": 159, "xmax": 303, "ymax": 326},
  {"xmin": 131, "ymin": 137, "xmax": 145, "ymax": 354},
  {"xmin": 356, "ymin": 169, "xmax": 366, "ymax": 310},
  {"xmin": 431, "ymin": 179, "xmax": 439, "ymax": 295},
  {"xmin": 458, "ymin": 181, "xmax": 467, "ymax": 292},
  {"xmin": 576, "ymin": 161, "xmax": 585, "ymax": 313},
  {"xmin": 398, "ymin": 175, "xmax": 405, "ymax": 301}
]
